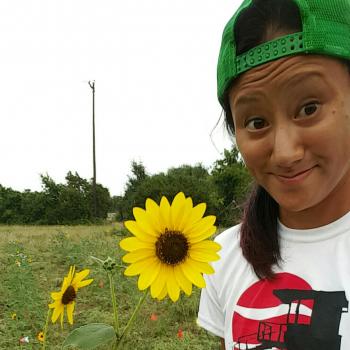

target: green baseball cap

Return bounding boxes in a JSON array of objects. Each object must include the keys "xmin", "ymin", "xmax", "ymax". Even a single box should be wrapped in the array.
[{"xmin": 217, "ymin": 0, "xmax": 350, "ymax": 107}]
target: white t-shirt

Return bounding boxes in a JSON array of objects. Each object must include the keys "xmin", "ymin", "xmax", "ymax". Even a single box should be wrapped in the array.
[{"xmin": 198, "ymin": 211, "xmax": 350, "ymax": 350}]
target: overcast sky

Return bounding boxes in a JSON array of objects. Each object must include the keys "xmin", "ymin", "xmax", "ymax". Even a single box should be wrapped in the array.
[{"xmin": 0, "ymin": 0, "xmax": 240, "ymax": 196}]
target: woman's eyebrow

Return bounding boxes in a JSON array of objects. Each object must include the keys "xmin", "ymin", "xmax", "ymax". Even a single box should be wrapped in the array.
[
  {"xmin": 282, "ymin": 71, "xmax": 325, "ymax": 90},
  {"xmin": 233, "ymin": 71, "xmax": 326, "ymax": 109},
  {"xmin": 234, "ymin": 95, "xmax": 261, "ymax": 109}
]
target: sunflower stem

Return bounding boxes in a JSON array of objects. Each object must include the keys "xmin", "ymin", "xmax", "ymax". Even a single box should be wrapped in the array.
[
  {"xmin": 116, "ymin": 289, "xmax": 149, "ymax": 349},
  {"xmin": 42, "ymin": 308, "xmax": 51, "ymax": 350},
  {"xmin": 108, "ymin": 272, "xmax": 120, "ymax": 337}
]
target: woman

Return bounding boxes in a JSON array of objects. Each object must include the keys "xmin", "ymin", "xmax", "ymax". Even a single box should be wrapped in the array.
[{"xmin": 198, "ymin": 0, "xmax": 350, "ymax": 349}]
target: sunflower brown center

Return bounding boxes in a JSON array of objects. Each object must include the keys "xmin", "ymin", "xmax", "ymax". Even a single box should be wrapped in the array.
[
  {"xmin": 155, "ymin": 229, "xmax": 189, "ymax": 265},
  {"xmin": 62, "ymin": 285, "xmax": 76, "ymax": 305}
]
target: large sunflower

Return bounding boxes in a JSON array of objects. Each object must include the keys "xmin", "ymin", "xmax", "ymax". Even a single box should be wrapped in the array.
[
  {"xmin": 120, "ymin": 192, "xmax": 221, "ymax": 302},
  {"xmin": 48, "ymin": 266, "xmax": 93, "ymax": 327}
]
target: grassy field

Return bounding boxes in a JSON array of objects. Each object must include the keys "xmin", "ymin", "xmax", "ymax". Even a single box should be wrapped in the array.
[{"xmin": 0, "ymin": 224, "xmax": 220, "ymax": 349}]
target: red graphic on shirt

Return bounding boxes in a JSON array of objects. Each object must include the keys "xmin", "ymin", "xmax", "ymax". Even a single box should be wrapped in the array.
[
  {"xmin": 231, "ymin": 272, "xmax": 348, "ymax": 350},
  {"xmin": 232, "ymin": 273, "xmax": 313, "ymax": 348}
]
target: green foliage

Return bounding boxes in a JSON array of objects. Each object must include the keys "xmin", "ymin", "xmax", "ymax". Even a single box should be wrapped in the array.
[
  {"xmin": 119, "ymin": 149, "xmax": 252, "ymax": 226},
  {"xmin": 0, "ymin": 241, "xmax": 46, "ymax": 349},
  {"xmin": 211, "ymin": 148, "xmax": 252, "ymax": 226},
  {"xmin": 0, "ymin": 172, "xmax": 112, "ymax": 225},
  {"xmin": 62, "ymin": 323, "xmax": 116, "ymax": 349},
  {"xmin": 1, "ymin": 149, "xmax": 253, "ymax": 227},
  {"xmin": 121, "ymin": 162, "xmax": 221, "ymax": 221}
]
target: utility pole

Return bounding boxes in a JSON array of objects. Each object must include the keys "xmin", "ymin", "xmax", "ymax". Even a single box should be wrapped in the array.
[{"xmin": 88, "ymin": 80, "xmax": 97, "ymax": 220}]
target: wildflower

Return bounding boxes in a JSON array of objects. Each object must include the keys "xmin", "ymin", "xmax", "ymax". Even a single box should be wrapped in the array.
[
  {"xmin": 19, "ymin": 336, "xmax": 29, "ymax": 344},
  {"xmin": 150, "ymin": 313, "xmax": 158, "ymax": 321},
  {"xmin": 48, "ymin": 266, "xmax": 93, "ymax": 327},
  {"xmin": 120, "ymin": 192, "xmax": 221, "ymax": 302},
  {"xmin": 11, "ymin": 313, "xmax": 16, "ymax": 320},
  {"xmin": 177, "ymin": 328, "xmax": 184, "ymax": 339},
  {"xmin": 15, "ymin": 260, "xmax": 21, "ymax": 267},
  {"xmin": 37, "ymin": 331, "xmax": 45, "ymax": 342}
]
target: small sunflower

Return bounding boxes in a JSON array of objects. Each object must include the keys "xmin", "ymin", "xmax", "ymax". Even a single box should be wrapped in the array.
[
  {"xmin": 37, "ymin": 331, "xmax": 45, "ymax": 342},
  {"xmin": 48, "ymin": 266, "xmax": 93, "ymax": 327},
  {"xmin": 120, "ymin": 192, "xmax": 221, "ymax": 302},
  {"xmin": 11, "ymin": 312, "xmax": 17, "ymax": 320}
]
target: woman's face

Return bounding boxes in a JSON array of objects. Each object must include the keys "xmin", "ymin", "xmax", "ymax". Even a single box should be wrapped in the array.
[{"xmin": 229, "ymin": 55, "xmax": 350, "ymax": 227}]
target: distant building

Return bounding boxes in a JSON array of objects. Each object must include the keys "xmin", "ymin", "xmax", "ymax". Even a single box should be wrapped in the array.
[{"xmin": 106, "ymin": 212, "xmax": 117, "ymax": 222}]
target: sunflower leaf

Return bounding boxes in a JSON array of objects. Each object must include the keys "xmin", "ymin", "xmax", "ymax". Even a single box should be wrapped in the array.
[{"xmin": 62, "ymin": 323, "xmax": 116, "ymax": 349}]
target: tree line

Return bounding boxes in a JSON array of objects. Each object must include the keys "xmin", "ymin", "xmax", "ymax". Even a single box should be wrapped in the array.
[{"xmin": 0, "ymin": 148, "xmax": 252, "ymax": 226}]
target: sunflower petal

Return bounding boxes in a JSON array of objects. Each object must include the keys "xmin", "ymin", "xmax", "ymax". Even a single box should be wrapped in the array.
[
  {"xmin": 51, "ymin": 303, "xmax": 63, "ymax": 323},
  {"xmin": 184, "ymin": 215, "xmax": 216, "ymax": 236},
  {"xmin": 189, "ymin": 249, "xmax": 220, "ymax": 262},
  {"xmin": 180, "ymin": 261, "xmax": 206, "ymax": 288},
  {"xmin": 124, "ymin": 258, "xmax": 154, "ymax": 277},
  {"xmin": 133, "ymin": 207, "xmax": 159, "ymax": 235},
  {"xmin": 61, "ymin": 276, "xmax": 70, "ymax": 291},
  {"xmin": 67, "ymin": 266, "xmax": 75, "ymax": 285},
  {"xmin": 66, "ymin": 302, "xmax": 75, "ymax": 325},
  {"xmin": 182, "ymin": 203, "xmax": 206, "ymax": 231},
  {"xmin": 120, "ymin": 237, "xmax": 154, "ymax": 252},
  {"xmin": 189, "ymin": 226, "xmax": 217, "ymax": 243},
  {"xmin": 166, "ymin": 267, "xmax": 180, "ymax": 302},
  {"xmin": 50, "ymin": 292, "xmax": 62, "ymax": 300},
  {"xmin": 72, "ymin": 269, "xmax": 90, "ymax": 285},
  {"xmin": 137, "ymin": 260, "xmax": 161, "ymax": 290},
  {"xmin": 51, "ymin": 304, "xmax": 64, "ymax": 323},
  {"xmin": 122, "ymin": 249, "xmax": 154, "ymax": 263},
  {"xmin": 187, "ymin": 259, "xmax": 215, "ymax": 274},
  {"xmin": 159, "ymin": 196, "xmax": 171, "ymax": 230},
  {"xmin": 124, "ymin": 221, "xmax": 157, "ymax": 241},
  {"xmin": 145, "ymin": 198, "xmax": 163, "ymax": 233},
  {"xmin": 48, "ymin": 301, "xmax": 56, "ymax": 308},
  {"xmin": 178, "ymin": 197, "xmax": 193, "ymax": 231},
  {"xmin": 77, "ymin": 278, "xmax": 93, "ymax": 288},
  {"xmin": 174, "ymin": 265, "xmax": 192, "ymax": 296},
  {"xmin": 191, "ymin": 240, "xmax": 221, "ymax": 252},
  {"xmin": 150, "ymin": 264, "xmax": 168, "ymax": 298},
  {"xmin": 170, "ymin": 192, "xmax": 186, "ymax": 230},
  {"xmin": 156, "ymin": 286, "xmax": 168, "ymax": 301}
]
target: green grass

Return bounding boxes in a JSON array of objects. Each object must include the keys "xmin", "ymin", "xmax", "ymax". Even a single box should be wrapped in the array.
[{"xmin": 0, "ymin": 225, "xmax": 220, "ymax": 349}]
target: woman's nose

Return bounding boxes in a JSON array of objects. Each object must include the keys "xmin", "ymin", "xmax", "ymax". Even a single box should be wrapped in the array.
[{"xmin": 271, "ymin": 124, "xmax": 304, "ymax": 168}]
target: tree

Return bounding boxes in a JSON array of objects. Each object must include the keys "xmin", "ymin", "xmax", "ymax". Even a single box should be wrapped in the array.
[
  {"xmin": 0, "ymin": 185, "xmax": 22, "ymax": 223},
  {"xmin": 40, "ymin": 172, "xmax": 111, "ymax": 224},
  {"xmin": 121, "ymin": 162, "xmax": 221, "ymax": 222},
  {"xmin": 211, "ymin": 147, "xmax": 252, "ymax": 226}
]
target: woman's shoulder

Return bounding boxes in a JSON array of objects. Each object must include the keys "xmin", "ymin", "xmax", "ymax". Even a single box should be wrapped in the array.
[{"xmin": 207, "ymin": 223, "xmax": 255, "ymax": 304}]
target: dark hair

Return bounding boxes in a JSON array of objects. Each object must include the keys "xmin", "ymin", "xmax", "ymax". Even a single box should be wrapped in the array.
[{"xmin": 226, "ymin": 0, "xmax": 303, "ymax": 280}]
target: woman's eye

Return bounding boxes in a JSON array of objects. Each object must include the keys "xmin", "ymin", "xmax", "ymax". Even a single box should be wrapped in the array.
[
  {"xmin": 299, "ymin": 102, "xmax": 319, "ymax": 117},
  {"xmin": 245, "ymin": 118, "xmax": 267, "ymax": 130}
]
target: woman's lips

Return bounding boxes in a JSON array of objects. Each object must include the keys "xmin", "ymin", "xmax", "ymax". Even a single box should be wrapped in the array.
[{"xmin": 274, "ymin": 166, "xmax": 316, "ymax": 184}]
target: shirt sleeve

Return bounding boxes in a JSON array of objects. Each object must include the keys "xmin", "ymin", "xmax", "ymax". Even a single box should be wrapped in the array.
[{"xmin": 197, "ymin": 272, "xmax": 225, "ymax": 338}]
